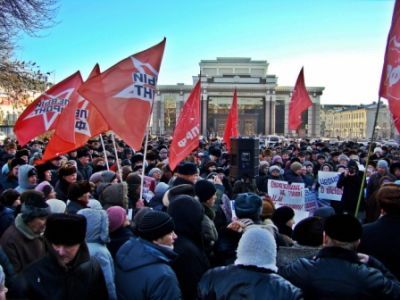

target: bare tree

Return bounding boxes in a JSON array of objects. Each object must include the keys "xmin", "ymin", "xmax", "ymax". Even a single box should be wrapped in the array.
[{"xmin": 0, "ymin": 0, "xmax": 58, "ymax": 106}]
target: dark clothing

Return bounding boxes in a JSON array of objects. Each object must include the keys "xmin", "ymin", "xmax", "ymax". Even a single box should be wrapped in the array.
[
  {"xmin": 115, "ymin": 237, "xmax": 181, "ymax": 300},
  {"xmin": 335, "ymin": 171, "xmax": 365, "ymax": 215},
  {"xmin": 359, "ymin": 214, "xmax": 400, "ymax": 279},
  {"xmin": 279, "ymin": 246, "xmax": 400, "ymax": 299},
  {"xmin": 198, "ymin": 264, "xmax": 303, "ymax": 300},
  {"xmin": 284, "ymin": 170, "xmax": 304, "ymax": 184},
  {"xmin": 66, "ymin": 200, "xmax": 88, "ymax": 214},
  {"xmin": 55, "ymin": 179, "xmax": 71, "ymax": 202},
  {"xmin": 21, "ymin": 243, "xmax": 108, "ymax": 300},
  {"xmin": 77, "ymin": 160, "xmax": 93, "ymax": 181},
  {"xmin": 171, "ymin": 176, "xmax": 194, "ymax": 187},
  {"xmin": 0, "ymin": 206, "xmax": 14, "ymax": 237},
  {"xmin": 107, "ymin": 226, "xmax": 134, "ymax": 259},
  {"xmin": 0, "ymin": 174, "xmax": 18, "ymax": 191}
]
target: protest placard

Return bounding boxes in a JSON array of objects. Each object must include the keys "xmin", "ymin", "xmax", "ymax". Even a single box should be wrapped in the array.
[
  {"xmin": 268, "ymin": 179, "xmax": 305, "ymax": 210},
  {"xmin": 318, "ymin": 171, "xmax": 343, "ymax": 201}
]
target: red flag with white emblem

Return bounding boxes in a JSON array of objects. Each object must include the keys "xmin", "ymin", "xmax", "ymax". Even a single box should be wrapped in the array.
[
  {"xmin": 379, "ymin": 0, "xmax": 400, "ymax": 132},
  {"xmin": 223, "ymin": 89, "xmax": 239, "ymax": 152},
  {"xmin": 78, "ymin": 38, "xmax": 166, "ymax": 150},
  {"xmin": 288, "ymin": 67, "xmax": 313, "ymax": 131},
  {"xmin": 169, "ymin": 79, "xmax": 201, "ymax": 171},
  {"xmin": 14, "ymin": 71, "xmax": 83, "ymax": 146},
  {"xmin": 41, "ymin": 64, "xmax": 109, "ymax": 161}
]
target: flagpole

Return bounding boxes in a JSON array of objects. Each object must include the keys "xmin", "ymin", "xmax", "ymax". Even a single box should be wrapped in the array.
[
  {"xmin": 99, "ymin": 134, "xmax": 110, "ymax": 171},
  {"xmin": 354, "ymin": 97, "xmax": 382, "ymax": 217},
  {"xmin": 139, "ymin": 122, "xmax": 151, "ymax": 202},
  {"xmin": 110, "ymin": 133, "xmax": 123, "ymax": 181}
]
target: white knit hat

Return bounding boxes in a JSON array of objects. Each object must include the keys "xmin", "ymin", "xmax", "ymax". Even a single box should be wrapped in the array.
[{"xmin": 235, "ymin": 227, "xmax": 277, "ymax": 272}]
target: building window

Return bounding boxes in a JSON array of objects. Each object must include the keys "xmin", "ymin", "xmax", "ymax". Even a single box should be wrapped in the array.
[{"xmin": 163, "ymin": 94, "xmax": 178, "ymax": 135}]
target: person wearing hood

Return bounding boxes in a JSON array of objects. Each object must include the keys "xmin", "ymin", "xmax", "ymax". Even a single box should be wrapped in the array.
[
  {"xmin": 15, "ymin": 165, "xmax": 37, "ymax": 193},
  {"xmin": 98, "ymin": 182, "xmax": 128, "ymax": 210},
  {"xmin": 198, "ymin": 227, "xmax": 302, "ymax": 300},
  {"xmin": 0, "ymin": 189, "xmax": 20, "ymax": 237},
  {"xmin": 335, "ymin": 159, "xmax": 365, "ymax": 215},
  {"xmin": 55, "ymin": 163, "xmax": 78, "ymax": 202},
  {"xmin": 0, "ymin": 158, "xmax": 25, "ymax": 192},
  {"xmin": 168, "ymin": 195, "xmax": 210, "ymax": 300},
  {"xmin": 78, "ymin": 208, "xmax": 116, "ymax": 300},
  {"xmin": 115, "ymin": 210, "xmax": 181, "ymax": 300}
]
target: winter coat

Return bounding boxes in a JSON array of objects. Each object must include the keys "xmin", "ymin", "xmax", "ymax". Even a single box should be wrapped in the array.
[
  {"xmin": 78, "ymin": 208, "xmax": 116, "ymax": 300},
  {"xmin": 198, "ymin": 264, "xmax": 303, "ymax": 300},
  {"xmin": 77, "ymin": 160, "xmax": 93, "ymax": 181},
  {"xmin": 284, "ymin": 169, "xmax": 304, "ymax": 184},
  {"xmin": 115, "ymin": 237, "xmax": 181, "ymax": 300},
  {"xmin": 202, "ymin": 204, "xmax": 218, "ymax": 256},
  {"xmin": 54, "ymin": 179, "xmax": 71, "ymax": 202},
  {"xmin": 335, "ymin": 171, "xmax": 365, "ymax": 215},
  {"xmin": 279, "ymin": 246, "xmax": 400, "ymax": 299},
  {"xmin": 0, "ymin": 214, "xmax": 46, "ymax": 273},
  {"xmin": 171, "ymin": 176, "xmax": 195, "ymax": 187},
  {"xmin": 107, "ymin": 226, "xmax": 134, "ymax": 259},
  {"xmin": 276, "ymin": 244, "xmax": 320, "ymax": 268},
  {"xmin": 168, "ymin": 196, "xmax": 210, "ymax": 300},
  {"xmin": 21, "ymin": 242, "xmax": 108, "ymax": 300},
  {"xmin": 359, "ymin": 214, "xmax": 400, "ymax": 279},
  {"xmin": 66, "ymin": 200, "xmax": 88, "ymax": 214},
  {"xmin": 15, "ymin": 164, "xmax": 37, "ymax": 193},
  {"xmin": 0, "ymin": 206, "xmax": 14, "ymax": 238},
  {"xmin": 0, "ymin": 173, "xmax": 18, "ymax": 191}
]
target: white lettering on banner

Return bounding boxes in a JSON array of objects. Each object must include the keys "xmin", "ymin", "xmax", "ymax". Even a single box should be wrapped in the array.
[
  {"xmin": 114, "ymin": 57, "xmax": 158, "ymax": 103},
  {"xmin": 178, "ymin": 126, "xmax": 200, "ymax": 148},
  {"xmin": 74, "ymin": 98, "xmax": 91, "ymax": 136},
  {"xmin": 318, "ymin": 171, "xmax": 343, "ymax": 201}
]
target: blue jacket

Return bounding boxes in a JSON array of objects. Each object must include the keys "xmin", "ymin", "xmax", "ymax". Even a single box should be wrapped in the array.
[{"xmin": 115, "ymin": 237, "xmax": 181, "ymax": 300}]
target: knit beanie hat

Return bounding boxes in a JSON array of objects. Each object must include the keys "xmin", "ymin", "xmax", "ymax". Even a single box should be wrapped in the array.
[
  {"xmin": 235, "ymin": 227, "xmax": 277, "ymax": 272},
  {"xmin": 45, "ymin": 213, "xmax": 86, "ymax": 246},
  {"xmin": 324, "ymin": 214, "xmax": 362, "ymax": 242},
  {"xmin": 20, "ymin": 190, "xmax": 51, "ymax": 223},
  {"xmin": 195, "ymin": 180, "xmax": 217, "ymax": 202},
  {"xmin": 137, "ymin": 210, "xmax": 175, "ymax": 241},
  {"xmin": 290, "ymin": 162, "xmax": 303, "ymax": 173},
  {"xmin": 292, "ymin": 216, "xmax": 324, "ymax": 247},
  {"xmin": 154, "ymin": 182, "xmax": 169, "ymax": 197},
  {"xmin": 107, "ymin": 206, "xmax": 127, "ymax": 233},
  {"xmin": 46, "ymin": 199, "xmax": 66, "ymax": 214},
  {"xmin": 377, "ymin": 159, "xmax": 389, "ymax": 169},
  {"xmin": 35, "ymin": 181, "xmax": 54, "ymax": 198},
  {"xmin": 234, "ymin": 193, "xmax": 263, "ymax": 220}
]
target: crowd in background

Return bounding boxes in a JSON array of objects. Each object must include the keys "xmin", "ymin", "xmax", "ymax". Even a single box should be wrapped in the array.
[{"xmin": 0, "ymin": 134, "xmax": 398, "ymax": 299}]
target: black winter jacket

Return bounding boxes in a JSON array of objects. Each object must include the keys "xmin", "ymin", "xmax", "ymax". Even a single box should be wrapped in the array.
[
  {"xmin": 21, "ymin": 243, "xmax": 108, "ymax": 300},
  {"xmin": 198, "ymin": 264, "xmax": 303, "ymax": 300},
  {"xmin": 279, "ymin": 246, "xmax": 400, "ymax": 299}
]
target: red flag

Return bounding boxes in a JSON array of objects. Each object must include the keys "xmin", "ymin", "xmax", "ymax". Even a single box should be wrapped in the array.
[
  {"xmin": 379, "ymin": 0, "xmax": 400, "ymax": 132},
  {"xmin": 78, "ymin": 38, "xmax": 166, "ymax": 150},
  {"xmin": 223, "ymin": 89, "xmax": 239, "ymax": 152},
  {"xmin": 168, "ymin": 80, "xmax": 201, "ymax": 171},
  {"xmin": 14, "ymin": 71, "xmax": 83, "ymax": 146},
  {"xmin": 41, "ymin": 64, "xmax": 109, "ymax": 161},
  {"xmin": 288, "ymin": 67, "xmax": 313, "ymax": 131}
]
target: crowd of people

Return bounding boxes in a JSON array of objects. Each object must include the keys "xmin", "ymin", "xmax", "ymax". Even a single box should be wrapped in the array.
[{"xmin": 0, "ymin": 134, "xmax": 398, "ymax": 299}]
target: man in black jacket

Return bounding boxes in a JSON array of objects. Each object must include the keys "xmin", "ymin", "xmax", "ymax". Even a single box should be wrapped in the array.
[
  {"xmin": 279, "ymin": 214, "xmax": 400, "ymax": 299},
  {"xmin": 21, "ymin": 214, "xmax": 108, "ymax": 300}
]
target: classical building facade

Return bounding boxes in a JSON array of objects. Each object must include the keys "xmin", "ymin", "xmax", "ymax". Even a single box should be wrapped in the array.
[
  {"xmin": 153, "ymin": 58, "xmax": 324, "ymax": 137},
  {"xmin": 320, "ymin": 103, "xmax": 396, "ymax": 140}
]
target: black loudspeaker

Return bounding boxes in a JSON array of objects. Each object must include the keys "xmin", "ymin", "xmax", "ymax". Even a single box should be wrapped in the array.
[{"xmin": 230, "ymin": 138, "xmax": 259, "ymax": 179}]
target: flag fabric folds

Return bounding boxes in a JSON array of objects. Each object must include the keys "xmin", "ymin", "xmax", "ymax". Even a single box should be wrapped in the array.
[
  {"xmin": 14, "ymin": 71, "xmax": 83, "ymax": 146},
  {"xmin": 223, "ymin": 89, "xmax": 239, "ymax": 152},
  {"xmin": 78, "ymin": 38, "xmax": 166, "ymax": 150},
  {"xmin": 288, "ymin": 67, "xmax": 313, "ymax": 131},
  {"xmin": 168, "ymin": 80, "xmax": 201, "ymax": 171},
  {"xmin": 41, "ymin": 64, "xmax": 109, "ymax": 161},
  {"xmin": 379, "ymin": 0, "xmax": 400, "ymax": 132}
]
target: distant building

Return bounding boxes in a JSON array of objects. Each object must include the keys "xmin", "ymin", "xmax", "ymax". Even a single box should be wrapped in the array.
[
  {"xmin": 154, "ymin": 58, "xmax": 324, "ymax": 137},
  {"xmin": 320, "ymin": 102, "xmax": 397, "ymax": 140}
]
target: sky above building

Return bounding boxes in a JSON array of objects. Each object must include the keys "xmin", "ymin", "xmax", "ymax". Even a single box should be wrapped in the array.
[{"xmin": 15, "ymin": 0, "xmax": 395, "ymax": 105}]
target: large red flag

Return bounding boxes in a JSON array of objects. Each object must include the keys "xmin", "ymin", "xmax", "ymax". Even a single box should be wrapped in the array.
[
  {"xmin": 78, "ymin": 38, "xmax": 166, "ymax": 150},
  {"xmin": 14, "ymin": 71, "xmax": 83, "ymax": 146},
  {"xmin": 379, "ymin": 0, "xmax": 400, "ymax": 132},
  {"xmin": 168, "ymin": 80, "xmax": 201, "ymax": 171},
  {"xmin": 288, "ymin": 67, "xmax": 313, "ymax": 131},
  {"xmin": 41, "ymin": 64, "xmax": 109, "ymax": 161},
  {"xmin": 223, "ymin": 89, "xmax": 239, "ymax": 152}
]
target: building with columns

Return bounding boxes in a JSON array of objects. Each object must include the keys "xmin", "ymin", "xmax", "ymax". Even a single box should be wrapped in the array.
[{"xmin": 153, "ymin": 57, "xmax": 324, "ymax": 137}]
